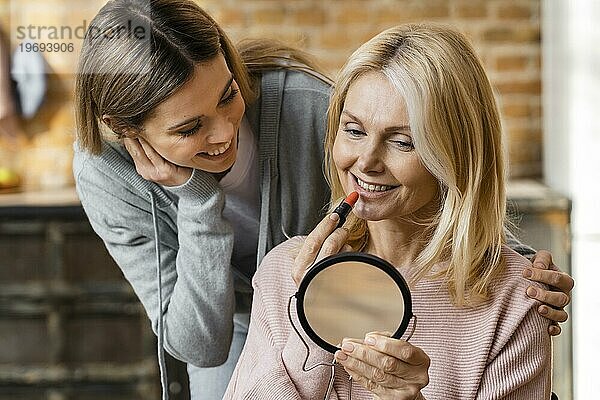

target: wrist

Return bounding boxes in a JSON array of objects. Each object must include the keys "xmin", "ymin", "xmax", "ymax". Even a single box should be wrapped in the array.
[
  {"xmin": 163, "ymin": 169, "xmax": 220, "ymax": 202},
  {"xmin": 161, "ymin": 168, "xmax": 193, "ymax": 188}
]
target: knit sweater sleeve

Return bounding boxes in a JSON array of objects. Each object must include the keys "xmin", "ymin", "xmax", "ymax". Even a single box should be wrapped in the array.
[
  {"xmin": 224, "ymin": 238, "xmax": 338, "ymax": 400},
  {"xmin": 476, "ymin": 255, "xmax": 552, "ymax": 399},
  {"xmin": 73, "ymin": 149, "xmax": 235, "ymax": 367}
]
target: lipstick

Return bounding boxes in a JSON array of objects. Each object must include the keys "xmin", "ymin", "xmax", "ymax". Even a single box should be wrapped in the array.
[{"xmin": 333, "ymin": 191, "xmax": 359, "ymax": 228}]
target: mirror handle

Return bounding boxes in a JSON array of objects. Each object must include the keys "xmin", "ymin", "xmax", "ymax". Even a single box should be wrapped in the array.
[
  {"xmin": 405, "ymin": 314, "xmax": 418, "ymax": 341},
  {"xmin": 287, "ymin": 295, "xmax": 350, "ymax": 400},
  {"xmin": 287, "ymin": 295, "xmax": 335, "ymax": 371}
]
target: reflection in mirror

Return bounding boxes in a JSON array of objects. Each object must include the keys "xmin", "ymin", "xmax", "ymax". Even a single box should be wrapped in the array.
[
  {"xmin": 304, "ymin": 261, "xmax": 405, "ymax": 347},
  {"xmin": 295, "ymin": 253, "xmax": 412, "ymax": 354}
]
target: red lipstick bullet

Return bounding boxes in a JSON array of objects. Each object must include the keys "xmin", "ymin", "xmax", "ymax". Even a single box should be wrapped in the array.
[{"xmin": 333, "ymin": 191, "xmax": 359, "ymax": 228}]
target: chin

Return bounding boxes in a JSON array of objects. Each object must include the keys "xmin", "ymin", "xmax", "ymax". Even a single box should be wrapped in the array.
[
  {"xmin": 194, "ymin": 145, "xmax": 238, "ymax": 173},
  {"xmin": 352, "ymin": 202, "xmax": 388, "ymax": 222},
  {"xmin": 204, "ymin": 160, "xmax": 235, "ymax": 174}
]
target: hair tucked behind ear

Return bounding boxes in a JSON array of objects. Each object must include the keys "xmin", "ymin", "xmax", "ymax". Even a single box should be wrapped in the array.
[{"xmin": 325, "ymin": 23, "xmax": 506, "ymax": 306}]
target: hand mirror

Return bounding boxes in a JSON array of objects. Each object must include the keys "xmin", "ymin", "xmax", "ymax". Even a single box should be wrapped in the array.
[{"xmin": 294, "ymin": 252, "xmax": 413, "ymax": 354}]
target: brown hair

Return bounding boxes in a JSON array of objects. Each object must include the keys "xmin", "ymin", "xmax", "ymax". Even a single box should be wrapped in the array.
[{"xmin": 76, "ymin": 0, "xmax": 328, "ymax": 155}]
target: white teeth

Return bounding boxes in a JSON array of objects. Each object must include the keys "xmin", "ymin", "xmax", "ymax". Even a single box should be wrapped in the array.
[
  {"xmin": 356, "ymin": 177, "xmax": 394, "ymax": 192},
  {"xmin": 203, "ymin": 140, "xmax": 231, "ymax": 156}
]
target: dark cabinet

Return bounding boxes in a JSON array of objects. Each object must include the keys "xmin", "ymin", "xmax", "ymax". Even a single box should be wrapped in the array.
[{"xmin": 0, "ymin": 189, "xmax": 188, "ymax": 400}]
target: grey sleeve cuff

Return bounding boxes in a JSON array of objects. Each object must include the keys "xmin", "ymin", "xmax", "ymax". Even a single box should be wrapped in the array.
[{"xmin": 163, "ymin": 169, "xmax": 220, "ymax": 203}]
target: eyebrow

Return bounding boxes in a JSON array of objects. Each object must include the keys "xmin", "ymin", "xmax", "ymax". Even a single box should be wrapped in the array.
[
  {"xmin": 341, "ymin": 110, "xmax": 411, "ymax": 133},
  {"xmin": 167, "ymin": 74, "xmax": 234, "ymax": 131}
]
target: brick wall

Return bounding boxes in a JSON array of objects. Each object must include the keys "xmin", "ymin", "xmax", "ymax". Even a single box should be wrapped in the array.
[
  {"xmin": 0, "ymin": 0, "xmax": 542, "ymax": 185},
  {"xmin": 204, "ymin": 0, "xmax": 543, "ymax": 177}
]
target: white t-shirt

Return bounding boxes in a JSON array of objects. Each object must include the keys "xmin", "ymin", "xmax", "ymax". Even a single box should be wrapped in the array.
[{"xmin": 220, "ymin": 117, "xmax": 260, "ymax": 278}]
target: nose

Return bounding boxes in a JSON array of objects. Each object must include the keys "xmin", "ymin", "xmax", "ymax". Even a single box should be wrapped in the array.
[
  {"xmin": 206, "ymin": 115, "xmax": 234, "ymax": 144},
  {"xmin": 356, "ymin": 139, "xmax": 385, "ymax": 174}
]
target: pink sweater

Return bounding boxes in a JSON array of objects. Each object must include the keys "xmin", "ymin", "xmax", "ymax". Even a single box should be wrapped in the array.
[{"xmin": 224, "ymin": 237, "xmax": 551, "ymax": 399}]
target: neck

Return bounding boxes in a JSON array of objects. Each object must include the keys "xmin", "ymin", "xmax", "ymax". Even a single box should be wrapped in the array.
[{"xmin": 365, "ymin": 218, "xmax": 430, "ymax": 269}]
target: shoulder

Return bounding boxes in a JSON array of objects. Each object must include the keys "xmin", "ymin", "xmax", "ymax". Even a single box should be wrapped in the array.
[
  {"xmin": 468, "ymin": 246, "xmax": 549, "ymax": 361},
  {"xmin": 489, "ymin": 245, "xmax": 539, "ymax": 305},
  {"xmin": 499, "ymin": 244, "xmax": 541, "ymax": 292},
  {"xmin": 282, "ymin": 69, "xmax": 332, "ymax": 96},
  {"xmin": 254, "ymin": 236, "xmax": 305, "ymax": 290},
  {"xmin": 257, "ymin": 236, "xmax": 304, "ymax": 275},
  {"xmin": 72, "ymin": 141, "xmax": 172, "ymax": 216},
  {"xmin": 488, "ymin": 246, "xmax": 548, "ymax": 334},
  {"xmin": 259, "ymin": 68, "xmax": 331, "ymax": 104},
  {"xmin": 73, "ymin": 140, "xmax": 132, "ymax": 185}
]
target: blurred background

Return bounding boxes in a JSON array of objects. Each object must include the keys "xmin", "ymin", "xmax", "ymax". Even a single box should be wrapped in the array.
[{"xmin": 0, "ymin": 0, "xmax": 597, "ymax": 399}]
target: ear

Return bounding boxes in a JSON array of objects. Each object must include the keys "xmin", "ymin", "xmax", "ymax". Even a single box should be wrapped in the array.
[{"xmin": 101, "ymin": 115, "xmax": 138, "ymax": 138}]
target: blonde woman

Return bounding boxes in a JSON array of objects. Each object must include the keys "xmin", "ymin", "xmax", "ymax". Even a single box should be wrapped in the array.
[{"xmin": 225, "ymin": 24, "xmax": 564, "ymax": 399}]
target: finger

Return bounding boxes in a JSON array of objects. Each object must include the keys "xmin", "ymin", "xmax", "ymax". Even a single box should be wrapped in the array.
[
  {"xmin": 292, "ymin": 227, "xmax": 348, "ymax": 286},
  {"xmin": 315, "ymin": 227, "xmax": 349, "ymax": 262},
  {"xmin": 364, "ymin": 334, "xmax": 430, "ymax": 368},
  {"xmin": 341, "ymin": 244, "xmax": 353, "ymax": 253},
  {"xmin": 338, "ymin": 340, "xmax": 412, "ymax": 379},
  {"xmin": 531, "ymin": 250, "xmax": 553, "ymax": 270},
  {"xmin": 526, "ymin": 285, "xmax": 570, "ymax": 308},
  {"xmin": 293, "ymin": 214, "xmax": 341, "ymax": 271},
  {"xmin": 123, "ymin": 137, "xmax": 136, "ymax": 156},
  {"xmin": 342, "ymin": 367, "xmax": 385, "ymax": 393},
  {"xmin": 523, "ymin": 267, "xmax": 574, "ymax": 293},
  {"xmin": 124, "ymin": 138, "xmax": 154, "ymax": 173},
  {"xmin": 549, "ymin": 323, "xmax": 562, "ymax": 336},
  {"xmin": 341, "ymin": 356, "xmax": 426, "ymax": 398},
  {"xmin": 138, "ymin": 137, "xmax": 167, "ymax": 167},
  {"xmin": 335, "ymin": 350, "xmax": 405, "ymax": 389},
  {"xmin": 538, "ymin": 305, "xmax": 568, "ymax": 323},
  {"xmin": 124, "ymin": 137, "xmax": 143, "ymax": 160},
  {"xmin": 366, "ymin": 331, "xmax": 393, "ymax": 337}
]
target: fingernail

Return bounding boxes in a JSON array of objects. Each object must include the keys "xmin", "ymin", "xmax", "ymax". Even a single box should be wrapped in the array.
[
  {"xmin": 364, "ymin": 336, "xmax": 376, "ymax": 346},
  {"xmin": 534, "ymin": 262, "xmax": 548, "ymax": 270},
  {"xmin": 540, "ymin": 306, "xmax": 548, "ymax": 315},
  {"xmin": 527, "ymin": 287, "xmax": 537, "ymax": 297},
  {"xmin": 335, "ymin": 350, "xmax": 348, "ymax": 361},
  {"xmin": 329, "ymin": 213, "xmax": 340, "ymax": 221},
  {"xmin": 550, "ymin": 325, "xmax": 560, "ymax": 335},
  {"xmin": 341, "ymin": 342, "xmax": 354, "ymax": 352},
  {"xmin": 523, "ymin": 268, "xmax": 533, "ymax": 278}
]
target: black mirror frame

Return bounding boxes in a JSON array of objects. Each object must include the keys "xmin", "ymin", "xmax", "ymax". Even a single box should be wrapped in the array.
[{"xmin": 295, "ymin": 252, "xmax": 413, "ymax": 354}]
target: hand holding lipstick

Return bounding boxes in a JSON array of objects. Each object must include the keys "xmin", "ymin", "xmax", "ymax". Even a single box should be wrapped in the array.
[{"xmin": 291, "ymin": 192, "xmax": 359, "ymax": 287}]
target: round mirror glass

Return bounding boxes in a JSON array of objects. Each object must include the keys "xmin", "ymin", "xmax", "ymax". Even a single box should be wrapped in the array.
[{"xmin": 296, "ymin": 252, "xmax": 412, "ymax": 354}]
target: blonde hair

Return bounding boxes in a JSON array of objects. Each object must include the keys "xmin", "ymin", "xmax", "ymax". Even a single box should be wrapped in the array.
[
  {"xmin": 325, "ymin": 23, "xmax": 506, "ymax": 306},
  {"xmin": 76, "ymin": 0, "xmax": 328, "ymax": 155}
]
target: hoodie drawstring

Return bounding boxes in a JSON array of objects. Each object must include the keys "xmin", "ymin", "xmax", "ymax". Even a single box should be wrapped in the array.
[{"xmin": 150, "ymin": 191, "xmax": 169, "ymax": 400}]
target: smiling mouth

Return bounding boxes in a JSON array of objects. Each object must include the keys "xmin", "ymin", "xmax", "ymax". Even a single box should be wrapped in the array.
[
  {"xmin": 355, "ymin": 176, "xmax": 398, "ymax": 192},
  {"xmin": 197, "ymin": 140, "xmax": 232, "ymax": 157}
]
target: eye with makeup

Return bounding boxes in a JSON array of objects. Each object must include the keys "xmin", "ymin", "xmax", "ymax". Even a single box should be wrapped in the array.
[
  {"xmin": 178, "ymin": 119, "xmax": 202, "ymax": 137},
  {"xmin": 219, "ymin": 83, "xmax": 239, "ymax": 106},
  {"xmin": 341, "ymin": 122, "xmax": 365, "ymax": 139},
  {"xmin": 389, "ymin": 133, "xmax": 414, "ymax": 151}
]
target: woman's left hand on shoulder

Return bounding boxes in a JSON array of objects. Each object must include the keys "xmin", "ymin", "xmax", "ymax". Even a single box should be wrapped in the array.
[
  {"xmin": 334, "ymin": 332, "xmax": 429, "ymax": 400},
  {"xmin": 522, "ymin": 250, "xmax": 575, "ymax": 336}
]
